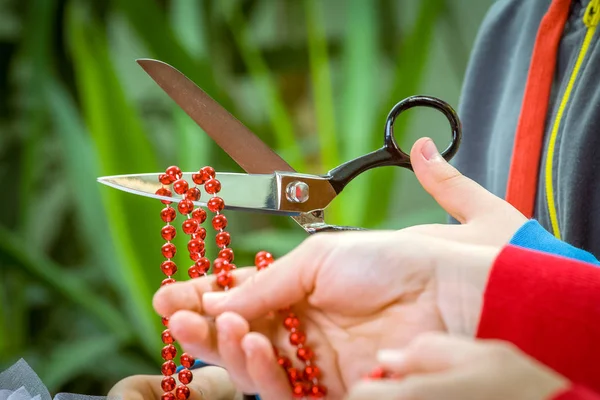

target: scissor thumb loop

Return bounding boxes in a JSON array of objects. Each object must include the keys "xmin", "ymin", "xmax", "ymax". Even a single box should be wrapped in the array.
[{"xmin": 410, "ymin": 137, "xmax": 503, "ymax": 224}]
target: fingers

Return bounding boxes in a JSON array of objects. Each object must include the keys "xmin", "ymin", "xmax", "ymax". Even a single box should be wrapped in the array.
[
  {"xmin": 346, "ymin": 373, "xmax": 465, "ymax": 400},
  {"xmin": 410, "ymin": 137, "xmax": 509, "ymax": 224},
  {"xmin": 168, "ymin": 310, "xmax": 220, "ymax": 365},
  {"xmin": 107, "ymin": 366, "xmax": 239, "ymax": 400},
  {"xmin": 215, "ymin": 312, "xmax": 255, "ymax": 391},
  {"xmin": 201, "ymin": 235, "xmax": 329, "ymax": 320},
  {"xmin": 377, "ymin": 332, "xmax": 475, "ymax": 375},
  {"xmin": 242, "ymin": 332, "xmax": 293, "ymax": 400},
  {"xmin": 153, "ymin": 267, "xmax": 257, "ymax": 317}
]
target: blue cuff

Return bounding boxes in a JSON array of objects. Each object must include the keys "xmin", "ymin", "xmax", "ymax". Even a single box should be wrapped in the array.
[{"xmin": 509, "ymin": 220, "xmax": 600, "ymax": 265}]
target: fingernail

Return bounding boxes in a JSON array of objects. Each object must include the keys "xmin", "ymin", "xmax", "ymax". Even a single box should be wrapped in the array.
[
  {"xmin": 421, "ymin": 139, "xmax": 441, "ymax": 161},
  {"xmin": 202, "ymin": 291, "xmax": 227, "ymax": 304},
  {"xmin": 377, "ymin": 349, "xmax": 407, "ymax": 364}
]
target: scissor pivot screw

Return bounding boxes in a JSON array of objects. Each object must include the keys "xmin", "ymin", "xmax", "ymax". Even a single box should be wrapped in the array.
[{"xmin": 286, "ymin": 181, "xmax": 309, "ymax": 203}]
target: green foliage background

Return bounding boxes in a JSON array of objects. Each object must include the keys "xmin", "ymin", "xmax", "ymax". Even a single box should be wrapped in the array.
[{"xmin": 0, "ymin": 0, "xmax": 493, "ymax": 395}]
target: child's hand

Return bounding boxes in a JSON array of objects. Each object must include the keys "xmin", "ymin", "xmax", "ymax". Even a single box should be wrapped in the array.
[
  {"xmin": 405, "ymin": 137, "xmax": 528, "ymax": 246},
  {"xmin": 346, "ymin": 332, "xmax": 569, "ymax": 400},
  {"xmin": 107, "ymin": 366, "xmax": 242, "ymax": 400}
]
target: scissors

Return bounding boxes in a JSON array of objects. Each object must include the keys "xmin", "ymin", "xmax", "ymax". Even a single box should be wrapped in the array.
[{"xmin": 97, "ymin": 59, "xmax": 462, "ymax": 234}]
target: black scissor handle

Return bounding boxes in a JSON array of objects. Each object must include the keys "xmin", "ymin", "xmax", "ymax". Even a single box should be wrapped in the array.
[{"xmin": 327, "ymin": 95, "xmax": 461, "ymax": 194}]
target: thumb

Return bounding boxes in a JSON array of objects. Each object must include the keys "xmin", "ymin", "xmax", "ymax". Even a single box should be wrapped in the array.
[
  {"xmin": 202, "ymin": 235, "xmax": 325, "ymax": 320},
  {"xmin": 410, "ymin": 137, "xmax": 504, "ymax": 224}
]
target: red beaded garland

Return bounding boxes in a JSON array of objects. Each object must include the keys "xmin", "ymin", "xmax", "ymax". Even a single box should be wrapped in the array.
[
  {"xmin": 160, "ymin": 207, "xmax": 176, "ymax": 223},
  {"xmin": 215, "ymin": 231, "xmax": 231, "ymax": 247},
  {"xmin": 162, "ymin": 317, "xmax": 169, "ymax": 327},
  {"xmin": 161, "ymin": 393, "xmax": 175, "ymax": 400},
  {"xmin": 178, "ymin": 369, "xmax": 193, "ymax": 385},
  {"xmin": 161, "ymin": 344, "xmax": 177, "ymax": 360},
  {"xmin": 161, "ymin": 278, "xmax": 176, "ymax": 287},
  {"xmin": 180, "ymin": 353, "xmax": 195, "ymax": 369},
  {"xmin": 172, "ymin": 179, "xmax": 189, "ymax": 195},
  {"xmin": 175, "ymin": 385, "xmax": 190, "ymax": 400},
  {"xmin": 161, "ymin": 329, "xmax": 175, "ymax": 344},
  {"xmin": 161, "ymin": 225, "xmax": 177, "ymax": 241},
  {"xmin": 192, "ymin": 208, "xmax": 207, "ymax": 223},
  {"xmin": 177, "ymin": 199, "xmax": 194, "ymax": 215},
  {"xmin": 161, "ymin": 261, "xmax": 177, "ymax": 276},
  {"xmin": 155, "ymin": 165, "xmax": 327, "ymax": 398},
  {"xmin": 161, "ymin": 243, "xmax": 177, "ymax": 258}
]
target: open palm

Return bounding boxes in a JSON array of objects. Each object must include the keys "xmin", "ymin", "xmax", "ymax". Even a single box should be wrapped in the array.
[{"xmin": 154, "ymin": 231, "xmax": 453, "ymax": 398}]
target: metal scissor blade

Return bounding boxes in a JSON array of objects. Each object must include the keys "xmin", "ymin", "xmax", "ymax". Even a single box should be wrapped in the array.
[
  {"xmin": 136, "ymin": 58, "xmax": 294, "ymax": 174},
  {"xmin": 97, "ymin": 172, "xmax": 300, "ymax": 216}
]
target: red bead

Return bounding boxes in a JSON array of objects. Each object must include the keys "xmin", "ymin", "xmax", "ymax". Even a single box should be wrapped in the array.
[
  {"xmin": 192, "ymin": 172, "xmax": 207, "ymax": 185},
  {"xmin": 212, "ymin": 214, "xmax": 228, "ymax": 230},
  {"xmin": 287, "ymin": 367, "xmax": 303, "ymax": 383},
  {"xmin": 290, "ymin": 331, "xmax": 306, "ymax": 346},
  {"xmin": 255, "ymin": 251, "xmax": 274, "ymax": 266},
  {"xmin": 192, "ymin": 208, "xmax": 207, "ymax": 223},
  {"xmin": 162, "ymin": 344, "xmax": 177, "ymax": 360},
  {"xmin": 204, "ymin": 179, "xmax": 221, "ymax": 194},
  {"xmin": 162, "ymin": 316, "xmax": 169, "ymax": 326},
  {"xmin": 175, "ymin": 385, "xmax": 190, "ymax": 400},
  {"xmin": 173, "ymin": 179, "xmax": 189, "ymax": 195},
  {"xmin": 178, "ymin": 199, "xmax": 194, "ymax": 215},
  {"xmin": 195, "ymin": 257, "xmax": 211, "ymax": 274},
  {"xmin": 166, "ymin": 166, "xmax": 183, "ymax": 181},
  {"xmin": 284, "ymin": 314, "xmax": 301, "ymax": 331},
  {"xmin": 162, "ymin": 243, "xmax": 177, "ymax": 258},
  {"xmin": 156, "ymin": 187, "xmax": 173, "ymax": 204},
  {"xmin": 161, "ymin": 329, "xmax": 175, "ymax": 344},
  {"xmin": 178, "ymin": 369, "xmax": 193, "ymax": 384},
  {"xmin": 188, "ymin": 266, "xmax": 201, "ymax": 279},
  {"xmin": 277, "ymin": 356, "xmax": 292, "ymax": 369},
  {"xmin": 161, "ymin": 260, "xmax": 177, "ymax": 276},
  {"xmin": 212, "ymin": 258, "xmax": 230, "ymax": 274},
  {"xmin": 161, "ymin": 207, "xmax": 176, "ymax": 223},
  {"xmin": 161, "ymin": 225, "xmax": 177, "ymax": 241},
  {"xmin": 216, "ymin": 271, "xmax": 234, "ymax": 288},
  {"xmin": 180, "ymin": 353, "xmax": 195, "ymax": 369},
  {"xmin": 182, "ymin": 219, "xmax": 198, "ymax": 234},
  {"xmin": 215, "ymin": 231, "xmax": 231, "ymax": 247},
  {"xmin": 207, "ymin": 197, "xmax": 225, "ymax": 213},
  {"xmin": 161, "ymin": 278, "xmax": 176, "ymax": 287},
  {"xmin": 187, "ymin": 239, "xmax": 205, "ymax": 254},
  {"xmin": 200, "ymin": 166, "xmax": 216, "ymax": 181},
  {"xmin": 189, "ymin": 251, "xmax": 203, "ymax": 261},
  {"xmin": 310, "ymin": 384, "xmax": 327, "ymax": 397},
  {"xmin": 292, "ymin": 382, "xmax": 309, "ymax": 398},
  {"xmin": 296, "ymin": 347, "xmax": 314, "ymax": 361},
  {"xmin": 367, "ymin": 366, "xmax": 387, "ymax": 379},
  {"xmin": 159, "ymin": 173, "xmax": 174, "ymax": 185},
  {"xmin": 186, "ymin": 187, "xmax": 200, "ymax": 201},
  {"xmin": 218, "ymin": 248, "xmax": 234, "ymax": 262},
  {"xmin": 161, "ymin": 393, "xmax": 175, "ymax": 400},
  {"xmin": 304, "ymin": 365, "xmax": 320, "ymax": 380},
  {"xmin": 161, "ymin": 376, "xmax": 176, "ymax": 391},
  {"xmin": 193, "ymin": 227, "xmax": 207, "ymax": 240},
  {"xmin": 161, "ymin": 360, "xmax": 176, "ymax": 376}
]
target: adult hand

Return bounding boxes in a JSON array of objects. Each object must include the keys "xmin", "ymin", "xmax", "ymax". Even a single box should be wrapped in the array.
[
  {"xmin": 154, "ymin": 230, "xmax": 499, "ymax": 398},
  {"xmin": 107, "ymin": 366, "xmax": 242, "ymax": 400},
  {"xmin": 347, "ymin": 332, "xmax": 569, "ymax": 400},
  {"xmin": 406, "ymin": 137, "xmax": 527, "ymax": 246}
]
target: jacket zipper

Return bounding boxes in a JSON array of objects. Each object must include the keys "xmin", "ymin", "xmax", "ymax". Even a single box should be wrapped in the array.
[{"xmin": 544, "ymin": 0, "xmax": 600, "ymax": 239}]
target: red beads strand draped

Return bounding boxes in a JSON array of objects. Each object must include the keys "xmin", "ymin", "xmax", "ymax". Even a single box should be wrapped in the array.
[{"xmin": 156, "ymin": 165, "xmax": 327, "ymax": 399}]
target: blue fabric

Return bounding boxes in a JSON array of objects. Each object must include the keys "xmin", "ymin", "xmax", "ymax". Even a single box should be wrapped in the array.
[{"xmin": 509, "ymin": 220, "xmax": 600, "ymax": 265}]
